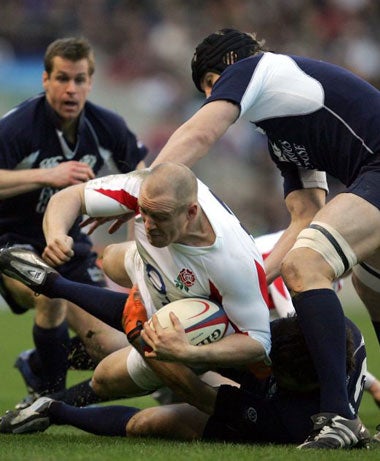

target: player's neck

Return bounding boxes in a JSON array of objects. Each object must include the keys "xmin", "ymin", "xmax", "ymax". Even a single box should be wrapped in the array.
[
  {"xmin": 61, "ymin": 119, "xmax": 78, "ymax": 145},
  {"xmin": 180, "ymin": 208, "xmax": 215, "ymax": 247}
]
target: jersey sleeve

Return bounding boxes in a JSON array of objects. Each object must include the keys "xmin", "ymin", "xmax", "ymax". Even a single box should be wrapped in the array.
[
  {"xmin": 269, "ymin": 144, "xmax": 328, "ymax": 197},
  {"xmin": 105, "ymin": 113, "xmax": 148, "ymax": 173},
  {"xmin": 84, "ymin": 170, "xmax": 147, "ymax": 217},
  {"xmin": 87, "ymin": 103, "xmax": 148, "ymax": 173},
  {"xmin": 115, "ymin": 124, "xmax": 148, "ymax": 172},
  {"xmin": 0, "ymin": 106, "xmax": 32, "ymax": 169}
]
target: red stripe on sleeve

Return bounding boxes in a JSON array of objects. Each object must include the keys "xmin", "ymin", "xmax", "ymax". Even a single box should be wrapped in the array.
[{"xmin": 95, "ymin": 188, "xmax": 139, "ymax": 213}]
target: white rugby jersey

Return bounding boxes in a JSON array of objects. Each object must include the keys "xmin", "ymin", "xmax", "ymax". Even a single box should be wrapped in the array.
[{"xmin": 85, "ymin": 171, "xmax": 271, "ymax": 353}]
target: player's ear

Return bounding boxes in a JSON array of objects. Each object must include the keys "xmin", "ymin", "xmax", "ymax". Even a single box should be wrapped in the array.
[
  {"xmin": 87, "ymin": 75, "xmax": 93, "ymax": 91},
  {"xmin": 187, "ymin": 203, "xmax": 198, "ymax": 220},
  {"xmin": 42, "ymin": 71, "xmax": 49, "ymax": 89}
]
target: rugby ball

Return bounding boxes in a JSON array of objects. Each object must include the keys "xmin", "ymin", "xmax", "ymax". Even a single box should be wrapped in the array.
[{"xmin": 151, "ymin": 298, "xmax": 229, "ymax": 346}]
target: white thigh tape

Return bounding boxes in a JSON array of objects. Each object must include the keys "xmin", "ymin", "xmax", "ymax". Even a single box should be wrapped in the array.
[
  {"xmin": 352, "ymin": 263, "xmax": 380, "ymax": 293},
  {"xmin": 292, "ymin": 221, "xmax": 357, "ymax": 278}
]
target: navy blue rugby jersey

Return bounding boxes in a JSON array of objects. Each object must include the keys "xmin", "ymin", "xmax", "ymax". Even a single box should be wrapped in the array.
[
  {"xmin": 205, "ymin": 52, "xmax": 380, "ymax": 197},
  {"xmin": 0, "ymin": 93, "xmax": 147, "ymax": 251}
]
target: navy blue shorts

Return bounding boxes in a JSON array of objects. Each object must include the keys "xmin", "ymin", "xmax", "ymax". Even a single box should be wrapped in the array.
[{"xmin": 346, "ymin": 158, "xmax": 380, "ymax": 210}]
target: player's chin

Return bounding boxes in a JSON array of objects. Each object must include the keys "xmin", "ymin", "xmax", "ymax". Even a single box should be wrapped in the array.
[
  {"xmin": 59, "ymin": 106, "xmax": 81, "ymax": 120},
  {"xmin": 147, "ymin": 234, "xmax": 168, "ymax": 248}
]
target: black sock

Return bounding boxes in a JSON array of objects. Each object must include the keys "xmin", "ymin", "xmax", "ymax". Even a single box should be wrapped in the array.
[
  {"xmin": 50, "ymin": 379, "xmax": 107, "ymax": 407},
  {"xmin": 42, "ymin": 275, "xmax": 127, "ymax": 331},
  {"xmin": 33, "ymin": 321, "xmax": 70, "ymax": 393},
  {"xmin": 371, "ymin": 320, "xmax": 380, "ymax": 344},
  {"xmin": 49, "ymin": 401, "xmax": 139, "ymax": 436},
  {"xmin": 293, "ymin": 289, "xmax": 352, "ymax": 419}
]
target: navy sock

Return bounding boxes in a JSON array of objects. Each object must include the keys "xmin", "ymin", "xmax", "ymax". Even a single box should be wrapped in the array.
[
  {"xmin": 372, "ymin": 320, "xmax": 380, "ymax": 344},
  {"xmin": 33, "ymin": 321, "xmax": 70, "ymax": 393},
  {"xmin": 26, "ymin": 336, "xmax": 96, "ymax": 382},
  {"xmin": 50, "ymin": 379, "xmax": 107, "ymax": 407},
  {"xmin": 292, "ymin": 289, "xmax": 353, "ymax": 419},
  {"xmin": 43, "ymin": 275, "xmax": 127, "ymax": 331},
  {"xmin": 49, "ymin": 401, "xmax": 139, "ymax": 436}
]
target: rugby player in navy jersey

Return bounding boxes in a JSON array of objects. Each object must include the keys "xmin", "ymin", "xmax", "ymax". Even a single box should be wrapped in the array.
[
  {"xmin": 149, "ymin": 29, "xmax": 380, "ymax": 449},
  {"xmin": 0, "ymin": 37, "xmax": 147, "ymax": 407}
]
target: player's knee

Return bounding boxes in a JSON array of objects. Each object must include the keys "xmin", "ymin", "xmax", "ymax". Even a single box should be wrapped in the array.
[
  {"xmin": 127, "ymin": 408, "xmax": 158, "ymax": 437},
  {"xmin": 35, "ymin": 297, "xmax": 67, "ymax": 326},
  {"xmin": 281, "ymin": 252, "xmax": 307, "ymax": 293},
  {"xmin": 90, "ymin": 367, "xmax": 111, "ymax": 398},
  {"xmin": 102, "ymin": 244, "xmax": 117, "ymax": 275},
  {"xmin": 102, "ymin": 243, "xmax": 131, "ymax": 287}
]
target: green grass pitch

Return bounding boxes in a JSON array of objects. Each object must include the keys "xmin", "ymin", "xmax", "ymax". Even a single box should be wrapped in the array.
[{"xmin": 0, "ymin": 295, "xmax": 379, "ymax": 460}]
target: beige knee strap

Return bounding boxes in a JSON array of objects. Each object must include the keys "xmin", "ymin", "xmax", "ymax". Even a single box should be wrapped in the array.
[{"xmin": 291, "ymin": 221, "xmax": 357, "ymax": 278}]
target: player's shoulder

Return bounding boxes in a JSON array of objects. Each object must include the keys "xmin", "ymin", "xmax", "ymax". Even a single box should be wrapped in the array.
[
  {"xmin": 0, "ymin": 94, "xmax": 44, "ymax": 127},
  {"xmin": 0, "ymin": 94, "xmax": 45, "ymax": 143},
  {"xmin": 84, "ymin": 100, "xmax": 126, "ymax": 129}
]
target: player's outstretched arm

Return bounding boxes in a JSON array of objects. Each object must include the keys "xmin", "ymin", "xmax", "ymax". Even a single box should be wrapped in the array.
[
  {"xmin": 151, "ymin": 101, "xmax": 239, "ymax": 167},
  {"xmin": 42, "ymin": 183, "xmax": 86, "ymax": 266}
]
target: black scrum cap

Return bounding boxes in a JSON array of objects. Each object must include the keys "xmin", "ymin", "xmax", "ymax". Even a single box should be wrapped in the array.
[{"xmin": 191, "ymin": 28, "xmax": 261, "ymax": 93}]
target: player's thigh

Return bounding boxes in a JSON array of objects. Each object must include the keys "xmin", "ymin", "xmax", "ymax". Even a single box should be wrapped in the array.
[
  {"xmin": 351, "ymin": 249, "xmax": 380, "ymax": 321},
  {"xmin": 102, "ymin": 242, "xmax": 133, "ymax": 287},
  {"xmin": 283, "ymin": 192, "xmax": 380, "ymax": 290},
  {"xmin": 66, "ymin": 302, "xmax": 129, "ymax": 361},
  {"xmin": 312, "ymin": 192, "xmax": 380, "ymax": 260},
  {"xmin": 127, "ymin": 403, "xmax": 207, "ymax": 440},
  {"xmin": 91, "ymin": 346, "xmax": 147, "ymax": 397}
]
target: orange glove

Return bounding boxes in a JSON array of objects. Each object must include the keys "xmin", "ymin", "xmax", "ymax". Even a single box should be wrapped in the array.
[
  {"xmin": 247, "ymin": 359, "xmax": 272, "ymax": 380},
  {"xmin": 121, "ymin": 285, "xmax": 148, "ymax": 343}
]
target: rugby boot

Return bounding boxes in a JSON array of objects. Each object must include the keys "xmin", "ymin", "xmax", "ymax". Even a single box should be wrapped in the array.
[
  {"xmin": 0, "ymin": 397, "xmax": 53, "ymax": 434},
  {"xmin": 0, "ymin": 246, "xmax": 58, "ymax": 292},
  {"xmin": 297, "ymin": 413, "xmax": 371, "ymax": 449}
]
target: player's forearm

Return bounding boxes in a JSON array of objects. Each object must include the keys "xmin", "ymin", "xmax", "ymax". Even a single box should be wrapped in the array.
[
  {"xmin": 151, "ymin": 126, "xmax": 210, "ymax": 167},
  {"xmin": 151, "ymin": 101, "xmax": 236, "ymax": 167},
  {"xmin": 43, "ymin": 185, "xmax": 85, "ymax": 240},
  {"xmin": 265, "ymin": 188, "xmax": 326, "ymax": 283},
  {"xmin": 146, "ymin": 358, "xmax": 217, "ymax": 414},
  {"xmin": 178, "ymin": 334, "xmax": 267, "ymax": 368},
  {"xmin": 0, "ymin": 168, "xmax": 50, "ymax": 198}
]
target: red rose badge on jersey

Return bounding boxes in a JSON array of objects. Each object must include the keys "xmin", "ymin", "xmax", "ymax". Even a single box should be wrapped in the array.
[{"xmin": 175, "ymin": 268, "xmax": 196, "ymax": 292}]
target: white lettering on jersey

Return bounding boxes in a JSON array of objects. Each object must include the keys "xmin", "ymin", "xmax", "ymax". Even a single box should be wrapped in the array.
[{"xmin": 270, "ymin": 139, "xmax": 315, "ymax": 168}]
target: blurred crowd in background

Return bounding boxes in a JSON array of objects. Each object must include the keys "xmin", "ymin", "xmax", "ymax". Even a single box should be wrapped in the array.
[{"xmin": 0, "ymin": 0, "xmax": 379, "ymax": 240}]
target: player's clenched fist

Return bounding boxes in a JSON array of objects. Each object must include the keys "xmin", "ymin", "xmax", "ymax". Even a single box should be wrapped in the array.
[{"xmin": 42, "ymin": 235, "xmax": 75, "ymax": 266}]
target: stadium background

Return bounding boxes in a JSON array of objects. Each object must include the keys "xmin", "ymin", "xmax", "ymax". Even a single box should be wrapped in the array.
[
  {"xmin": 0, "ymin": 3, "xmax": 379, "ymax": 455},
  {"xmin": 1, "ymin": 0, "xmax": 380, "ymax": 238}
]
